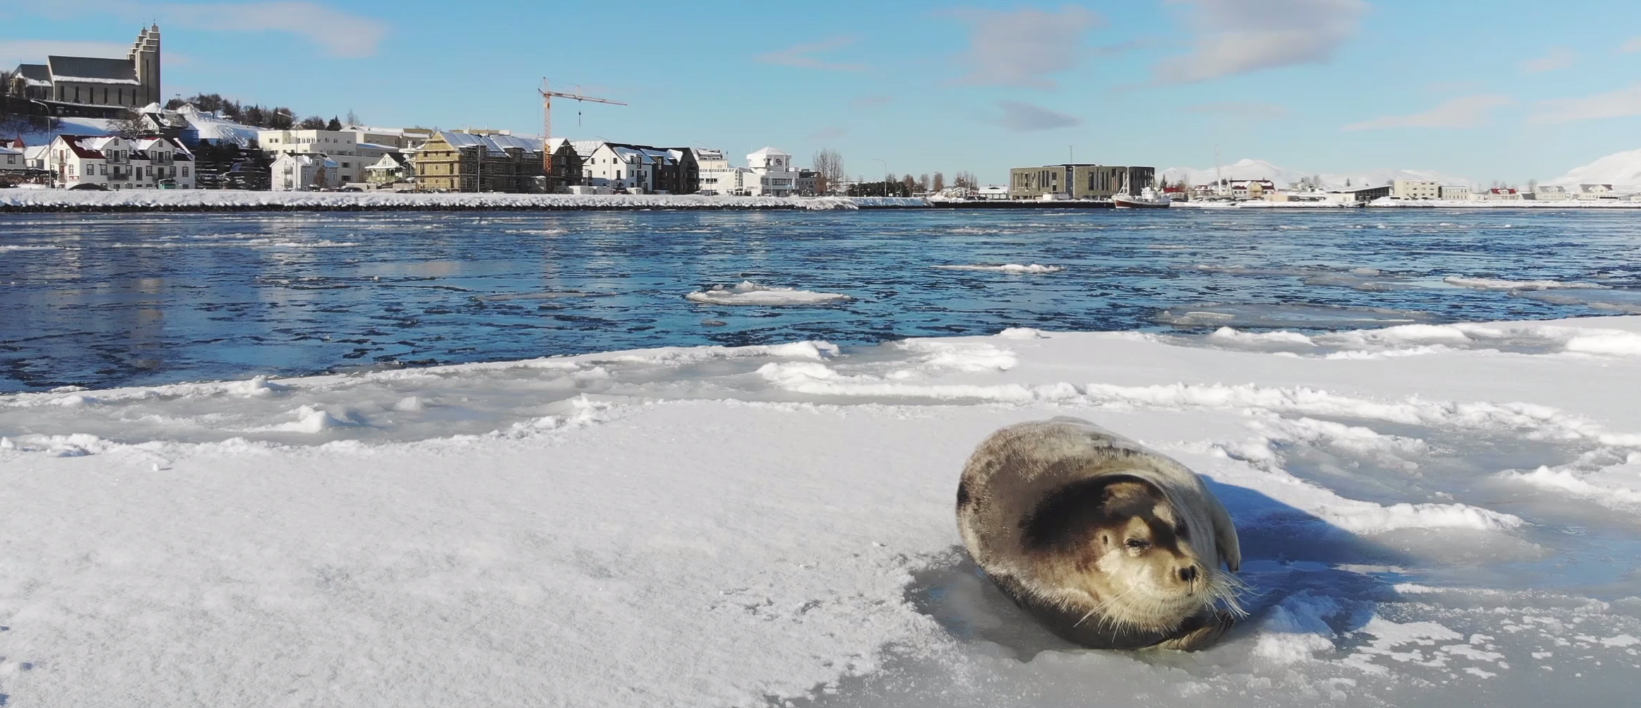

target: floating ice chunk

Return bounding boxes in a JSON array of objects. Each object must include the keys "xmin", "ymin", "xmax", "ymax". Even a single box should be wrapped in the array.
[
  {"xmin": 1443, "ymin": 276, "xmax": 1608, "ymax": 291},
  {"xmin": 1515, "ymin": 288, "xmax": 1641, "ymax": 314},
  {"xmin": 394, "ymin": 396, "xmax": 425, "ymax": 412},
  {"xmin": 996, "ymin": 327, "xmax": 1046, "ymax": 340},
  {"xmin": 1252, "ymin": 592, "xmax": 1342, "ymax": 663},
  {"xmin": 932, "ymin": 264, "xmax": 1063, "ymax": 274},
  {"xmin": 1156, "ymin": 303, "xmax": 1437, "ymax": 329},
  {"xmin": 1497, "ymin": 452, "xmax": 1641, "ymax": 512},
  {"xmin": 685, "ymin": 281, "xmax": 852, "ymax": 306}
]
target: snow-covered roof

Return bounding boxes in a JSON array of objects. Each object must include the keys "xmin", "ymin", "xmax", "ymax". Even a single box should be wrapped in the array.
[
  {"xmin": 47, "ymin": 55, "xmax": 139, "ymax": 85},
  {"xmin": 273, "ymin": 152, "xmax": 338, "ymax": 168},
  {"xmin": 0, "ymin": 146, "xmax": 21, "ymax": 157},
  {"xmin": 437, "ymin": 131, "xmax": 542, "ymax": 157},
  {"xmin": 569, "ymin": 140, "xmax": 606, "ymax": 160},
  {"xmin": 23, "ymin": 146, "xmax": 47, "ymax": 160},
  {"xmin": 176, "ymin": 105, "xmax": 258, "ymax": 146},
  {"xmin": 15, "ymin": 63, "xmax": 51, "ymax": 87},
  {"xmin": 694, "ymin": 148, "xmax": 725, "ymax": 161},
  {"xmin": 51, "ymin": 135, "xmax": 109, "ymax": 160},
  {"xmin": 356, "ymin": 142, "xmax": 398, "ymax": 151},
  {"xmin": 748, "ymin": 147, "xmax": 789, "ymax": 157}
]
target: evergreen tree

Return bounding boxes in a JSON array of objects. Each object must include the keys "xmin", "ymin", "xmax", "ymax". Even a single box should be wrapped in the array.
[{"xmin": 326, "ymin": 116, "xmax": 343, "ymax": 131}]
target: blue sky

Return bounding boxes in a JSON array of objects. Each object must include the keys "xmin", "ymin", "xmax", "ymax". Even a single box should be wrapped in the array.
[{"xmin": 4, "ymin": 0, "xmax": 1641, "ymax": 183}]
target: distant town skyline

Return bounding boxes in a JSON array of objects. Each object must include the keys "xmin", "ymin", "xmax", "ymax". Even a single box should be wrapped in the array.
[{"xmin": 3, "ymin": 0, "xmax": 1640, "ymax": 184}]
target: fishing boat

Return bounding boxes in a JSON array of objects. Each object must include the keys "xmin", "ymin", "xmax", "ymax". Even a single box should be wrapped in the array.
[{"xmin": 1113, "ymin": 185, "xmax": 1171, "ymax": 208}]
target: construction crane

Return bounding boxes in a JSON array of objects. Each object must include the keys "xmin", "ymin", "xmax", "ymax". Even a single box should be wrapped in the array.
[{"xmin": 539, "ymin": 79, "xmax": 626, "ymax": 189}]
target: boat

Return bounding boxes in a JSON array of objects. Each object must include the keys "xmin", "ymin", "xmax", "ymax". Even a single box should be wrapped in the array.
[{"xmin": 1114, "ymin": 185, "xmax": 1171, "ymax": 209}]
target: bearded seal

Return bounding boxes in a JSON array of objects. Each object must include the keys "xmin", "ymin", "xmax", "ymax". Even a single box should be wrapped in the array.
[{"xmin": 956, "ymin": 417, "xmax": 1243, "ymax": 651}]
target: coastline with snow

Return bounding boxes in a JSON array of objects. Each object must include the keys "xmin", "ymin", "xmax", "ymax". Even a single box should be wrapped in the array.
[{"xmin": 0, "ymin": 189, "xmax": 931, "ymax": 212}]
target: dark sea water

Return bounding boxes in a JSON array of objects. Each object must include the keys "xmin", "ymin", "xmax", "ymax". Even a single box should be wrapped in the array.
[{"xmin": 1, "ymin": 208, "xmax": 1638, "ymax": 392}]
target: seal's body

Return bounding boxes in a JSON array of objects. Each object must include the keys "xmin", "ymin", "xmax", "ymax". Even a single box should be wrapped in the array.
[{"xmin": 957, "ymin": 417, "xmax": 1242, "ymax": 651}]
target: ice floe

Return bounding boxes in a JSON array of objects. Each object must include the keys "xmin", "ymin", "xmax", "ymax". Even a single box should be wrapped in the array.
[
  {"xmin": 685, "ymin": 280, "xmax": 853, "ymax": 306},
  {"xmin": 931, "ymin": 264, "xmax": 1064, "ymax": 273}
]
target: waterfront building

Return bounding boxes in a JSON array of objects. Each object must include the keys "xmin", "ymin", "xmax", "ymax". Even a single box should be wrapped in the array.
[
  {"xmin": 1526, "ymin": 185, "xmax": 1569, "ymax": 201},
  {"xmin": 1008, "ymin": 164, "xmax": 1155, "ymax": 200},
  {"xmin": 364, "ymin": 152, "xmax": 414, "ymax": 187},
  {"xmin": 258, "ymin": 129, "xmax": 362, "ymax": 185},
  {"xmin": 1578, "ymin": 184, "xmax": 1616, "ymax": 200},
  {"xmin": 412, "ymin": 131, "xmax": 544, "ymax": 193},
  {"xmin": 0, "ymin": 145, "xmax": 23, "ymax": 175},
  {"xmin": 1337, "ymin": 185, "xmax": 1393, "ymax": 203},
  {"xmin": 1440, "ymin": 185, "xmax": 1473, "ymax": 201},
  {"xmin": 696, "ymin": 148, "xmax": 750, "ymax": 195},
  {"xmin": 1391, "ymin": 179, "xmax": 1441, "ymax": 200},
  {"xmin": 43, "ymin": 134, "xmax": 193, "ymax": 189},
  {"xmin": 271, "ymin": 153, "xmax": 339, "ymax": 191},
  {"xmin": 746, "ymin": 147, "xmax": 796, "ymax": 197},
  {"xmin": 1472, "ymin": 188, "xmax": 1522, "ymax": 201}
]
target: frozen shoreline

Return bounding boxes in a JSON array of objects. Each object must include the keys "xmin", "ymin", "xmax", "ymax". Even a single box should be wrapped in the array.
[
  {"xmin": 5, "ymin": 315, "xmax": 1641, "ymax": 706},
  {"xmin": 0, "ymin": 188, "xmax": 931, "ymax": 212}
]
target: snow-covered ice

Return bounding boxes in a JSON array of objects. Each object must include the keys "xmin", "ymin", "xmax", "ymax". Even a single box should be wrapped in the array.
[
  {"xmin": 4, "ymin": 316, "xmax": 1641, "ymax": 706},
  {"xmin": 932, "ymin": 264, "xmax": 1064, "ymax": 273},
  {"xmin": 685, "ymin": 281, "xmax": 854, "ymax": 306}
]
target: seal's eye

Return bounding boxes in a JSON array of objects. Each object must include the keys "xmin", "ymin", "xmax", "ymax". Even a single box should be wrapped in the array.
[
  {"xmin": 1175, "ymin": 522, "xmax": 1189, "ymax": 539},
  {"xmin": 1124, "ymin": 538, "xmax": 1151, "ymax": 550}
]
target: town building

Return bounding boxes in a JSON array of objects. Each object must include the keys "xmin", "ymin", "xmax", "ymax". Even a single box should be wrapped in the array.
[
  {"xmin": 42, "ymin": 134, "xmax": 194, "ymax": 189},
  {"xmin": 345, "ymin": 125, "xmax": 434, "ymax": 151},
  {"xmin": 1008, "ymin": 164, "xmax": 1156, "ymax": 200},
  {"xmin": 364, "ymin": 152, "xmax": 414, "ymax": 187},
  {"xmin": 977, "ymin": 185, "xmax": 1010, "ymax": 200},
  {"xmin": 271, "ymin": 153, "xmax": 339, "ymax": 191},
  {"xmin": 1336, "ymin": 185, "xmax": 1394, "ymax": 203},
  {"xmin": 413, "ymin": 131, "xmax": 544, "ymax": 193},
  {"xmin": 1391, "ymin": 179, "xmax": 1440, "ymax": 200},
  {"xmin": 1525, "ymin": 185, "xmax": 1570, "ymax": 201},
  {"xmin": 0, "ymin": 145, "xmax": 23, "ymax": 175},
  {"xmin": 8, "ymin": 25, "xmax": 162, "ymax": 117},
  {"xmin": 1578, "ymin": 184, "xmax": 1616, "ymax": 200},
  {"xmin": 1440, "ymin": 185, "xmax": 1472, "ymax": 201},
  {"xmin": 797, "ymin": 169, "xmax": 819, "ymax": 196},
  {"xmin": 257, "ymin": 129, "xmax": 363, "ymax": 185},
  {"xmin": 746, "ymin": 147, "xmax": 796, "ymax": 197},
  {"xmin": 542, "ymin": 139, "xmax": 584, "ymax": 191},
  {"xmin": 696, "ymin": 149, "xmax": 750, "ymax": 195},
  {"xmin": 1472, "ymin": 188, "xmax": 1522, "ymax": 201},
  {"xmin": 1228, "ymin": 179, "xmax": 1276, "ymax": 200}
]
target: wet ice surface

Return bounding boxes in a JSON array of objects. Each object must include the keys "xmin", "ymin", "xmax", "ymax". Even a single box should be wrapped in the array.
[{"xmin": 2, "ymin": 209, "xmax": 1639, "ymax": 392}]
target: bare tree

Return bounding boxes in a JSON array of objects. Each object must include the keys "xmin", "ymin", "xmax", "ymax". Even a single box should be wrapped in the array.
[
  {"xmin": 110, "ymin": 109, "xmax": 147, "ymax": 139},
  {"xmin": 345, "ymin": 108, "xmax": 360, "ymax": 126},
  {"xmin": 299, "ymin": 115, "xmax": 327, "ymax": 130},
  {"xmin": 1527, "ymin": 178, "xmax": 1539, "ymax": 192},
  {"xmin": 811, "ymin": 148, "xmax": 846, "ymax": 196},
  {"xmin": 902, "ymin": 174, "xmax": 917, "ymax": 195},
  {"xmin": 932, "ymin": 172, "xmax": 945, "ymax": 192},
  {"xmin": 917, "ymin": 173, "xmax": 930, "ymax": 193}
]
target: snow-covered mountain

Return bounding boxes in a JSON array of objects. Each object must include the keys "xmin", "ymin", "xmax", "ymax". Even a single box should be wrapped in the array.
[
  {"xmin": 1548, "ymin": 148, "xmax": 1641, "ymax": 189},
  {"xmin": 1160, "ymin": 158, "xmax": 1471, "ymax": 191}
]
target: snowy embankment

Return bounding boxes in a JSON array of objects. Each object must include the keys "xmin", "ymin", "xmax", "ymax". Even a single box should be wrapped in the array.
[
  {"xmin": 0, "ymin": 188, "xmax": 930, "ymax": 212},
  {"xmin": 6, "ymin": 317, "xmax": 1641, "ymax": 706}
]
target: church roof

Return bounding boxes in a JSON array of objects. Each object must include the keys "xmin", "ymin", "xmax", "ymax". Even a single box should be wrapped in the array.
[
  {"xmin": 47, "ymin": 55, "xmax": 139, "ymax": 85},
  {"xmin": 15, "ymin": 63, "xmax": 52, "ymax": 87}
]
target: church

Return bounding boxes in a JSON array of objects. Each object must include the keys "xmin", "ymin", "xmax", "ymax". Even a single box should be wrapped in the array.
[{"xmin": 9, "ymin": 25, "xmax": 162, "ymax": 117}]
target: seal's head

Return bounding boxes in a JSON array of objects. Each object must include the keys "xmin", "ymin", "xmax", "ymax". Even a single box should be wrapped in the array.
[{"xmin": 1020, "ymin": 474, "xmax": 1226, "ymax": 630}]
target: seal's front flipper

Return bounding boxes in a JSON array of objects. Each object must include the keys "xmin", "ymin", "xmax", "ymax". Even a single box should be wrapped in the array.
[{"xmin": 1149, "ymin": 610, "xmax": 1235, "ymax": 652}]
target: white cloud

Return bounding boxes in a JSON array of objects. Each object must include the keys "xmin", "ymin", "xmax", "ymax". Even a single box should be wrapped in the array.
[
  {"xmin": 1529, "ymin": 84, "xmax": 1641, "ymax": 124},
  {"xmin": 756, "ymin": 36, "xmax": 866, "ymax": 71},
  {"xmin": 1153, "ymin": 0, "xmax": 1367, "ymax": 84},
  {"xmin": 948, "ymin": 6, "xmax": 1102, "ymax": 89},
  {"xmin": 4, "ymin": 0, "xmax": 389, "ymax": 58},
  {"xmin": 1342, "ymin": 95, "xmax": 1513, "ymax": 131},
  {"xmin": 1520, "ymin": 47, "xmax": 1575, "ymax": 74},
  {"xmin": 1623, "ymin": 36, "xmax": 1641, "ymax": 53},
  {"xmin": 1186, "ymin": 101, "xmax": 1289, "ymax": 119},
  {"xmin": 989, "ymin": 100, "xmax": 1082, "ymax": 131}
]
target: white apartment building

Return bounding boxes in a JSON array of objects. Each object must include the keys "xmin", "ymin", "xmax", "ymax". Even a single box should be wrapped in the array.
[
  {"xmin": 43, "ymin": 135, "xmax": 194, "ymax": 189},
  {"xmin": 1439, "ymin": 185, "xmax": 1471, "ymax": 201},
  {"xmin": 1578, "ymin": 184, "xmax": 1616, "ymax": 200},
  {"xmin": 258, "ymin": 129, "xmax": 362, "ymax": 184},
  {"xmin": 576, "ymin": 141, "xmax": 664, "ymax": 192},
  {"xmin": 696, "ymin": 148, "xmax": 749, "ymax": 195},
  {"xmin": 1527, "ymin": 185, "xmax": 1571, "ymax": 201},
  {"xmin": 1391, "ymin": 179, "xmax": 1440, "ymax": 200},
  {"xmin": 746, "ymin": 147, "xmax": 795, "ymax": 197},
  {"xmin": 271, "ymin": 152, "xmax": 340, "ymax": 191}
]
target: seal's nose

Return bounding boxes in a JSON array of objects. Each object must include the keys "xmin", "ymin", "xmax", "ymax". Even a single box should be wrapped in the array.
[{"xmin": 1178, "ymin": 565, "xmax": 1198, "ymax": 583}]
